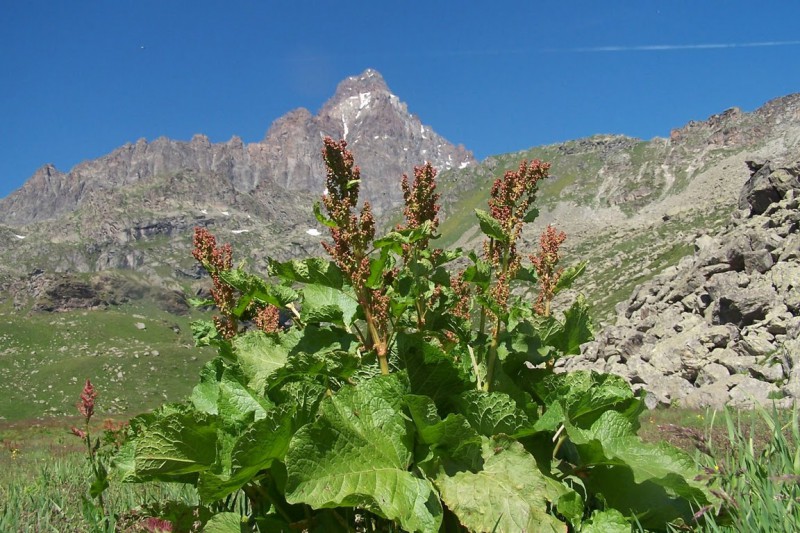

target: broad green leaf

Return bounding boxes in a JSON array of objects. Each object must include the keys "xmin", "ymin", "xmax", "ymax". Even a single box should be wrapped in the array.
[
  {"xmin": 408, "ymin": 257, "xmax": 434, "ymax": 278},
  {"xmin": 373, "ymin": 221, "xmax": 434, "ymax": 250},
  {"xmin": 396, "ymin": 332, "xmax": 472, "ymax": 407},
  {"xmin": 556, "ymin": 490, "xmax": 584, "ymax": 528},
  {"xmin": 285, "ymin": 375, "xmax": 442, "ymax": 533},
  {"xmin": 533, "ymin": 399, "xmax": 565, "ymax": 433},
  {"xmin": 215, "ymin": 366, "xmax": 271, "ymax": 427},
  {"xmin": 198, "ymin": 406, "xmax": 295, "ymax": 501},
  {"xmin": 190, "ymin": 359, "xmax": 271, "ymax": 427},
  {"xmin": 506, "ymin": 305, "xmax": 533, "ymax": 331},
  {"xmin": 218, "ymin": 268, "xmax": 298, "ymax": 309},
  {"xmin": 581, "ymin": 463, "xmax": 700, "ymax": 529},
  {"xmin": 134, "ymin": 407, "xmax": 218, "ymax": 479},
  {"xmin": 268, "ymin": 380, "xmax": 327, "ymax": 428},
  {"xmin": 268, "ymin": 257, "xmax": 343, "ymax": 289},
  {"xmin": 436, "ymin": 437, "xmax": 568, "ymax": 533},
  {"xmin": 191, "ymin": 358, "xmax": 225, "ymax": 415},
  {"xmin": 429, "ymin": 265, "xmax": 451, "ymax": 286},
  {"xmin": 534, "ymin": 371, "xmax": 643, "ymax": 428},
  {"xmin": 498, "ymin": 327, "xmax": 553, "ymax": 372},
  {"xmin": 269, "ymin": 284, "xmax": 300, "ymax": 307},
  {"xmin": 405, "ymin": 394, "xmax": 483, "ymax": 472},
  {"xmin": 566, "ymin": 411, "xmax": 713, "ymax": 512},
  {"xmin": 90, "ymin": 462, "xmax": 109, "ymax": 499},
  {"xmin": 554, "ymin": 261, "xmax": 587, "ymax": 294},
  {"xmin": 290, "ymin": 324, "xmax": 359, "ymax": 357},
  {"xmin": 580, "ymin": 509, "xmax": 629, "ymax": 533},
  {"xmin": 110, "ymin": 440, "xmax": 138, "ymax": 483},
  {"xmin": 366, "ymin": 248, "xmax": 394, "ymax": 289},
  {"xmin": 372, "ymin": 234, "xmax": 404, "ymax": 256},
  {"xmin": 301, "ymin": 284, "xmax": 358, "ymax": 325},
  {"xmin": 455, "ymin": 390, "xmax": 533, "ymax": 438},
  {"xmin": 474, "ymin": 208, "xmax": 508, "ymax": 242},
  {"xmin": 233, "ymin": 329, "xmax": 302, "ymax": 391},
  {"xmin": 266, "ymin": 350, "xmax": 361, "ymax": 390},
  {"xmin": 552, "ymin": 295, "xmax": 594, "ymax": 355},
  {"xmin": 462, "ymin": 251, "xmax": 492, "ymax": 287},
  {"xmin": 203, "ymin": 512, "xmax": 249, "ymax": 533},
  {"xmin": 191, "ymin": 319, "xmax": 221, "ymax": 347}
]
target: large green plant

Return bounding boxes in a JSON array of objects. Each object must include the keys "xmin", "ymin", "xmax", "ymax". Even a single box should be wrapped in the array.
[{"xmin": 112, "ymin": 138, "xmax": 714, "ymax": 532}]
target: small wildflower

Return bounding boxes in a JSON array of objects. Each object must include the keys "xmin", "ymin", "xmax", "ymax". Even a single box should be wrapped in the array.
[
  {"xmin": 142, "ymin": 516, "xmax": 174, "ymax": 532},
  {"xmin": 77, "ymin": 378, "xmax": 97, "ymax": 422}
]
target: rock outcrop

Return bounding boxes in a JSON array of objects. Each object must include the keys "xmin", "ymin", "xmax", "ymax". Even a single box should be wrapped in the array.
[
  {"xmin": 564, "ymin": 160, "xmax": 800, "ymax": 409},
  {"xmin": 9, "ymin": 270, "xmax": 189, "ymax": 314}
]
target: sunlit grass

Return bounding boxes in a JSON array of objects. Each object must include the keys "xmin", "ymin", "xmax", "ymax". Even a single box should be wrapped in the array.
[{"xmin": 0, "ymin": 421, "xmax": 198, "ymax": 531}]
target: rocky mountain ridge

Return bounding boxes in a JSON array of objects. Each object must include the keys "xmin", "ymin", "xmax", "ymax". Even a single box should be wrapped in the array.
[
  {"xmin": 0, "ymin": 69, "xmax": 474, "ymax": 227},
  {"xmin": 563, "ymin": 160, "xmax": 800, "ymax": 409}
]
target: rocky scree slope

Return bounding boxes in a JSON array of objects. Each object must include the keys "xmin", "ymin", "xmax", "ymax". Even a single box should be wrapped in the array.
[
  {"xmin": 563, "ymin": 160, "xmax": 800, "ymax": 409},
  {"xmin": 436, "ymin": 93, "xmax": 800, "ymax": 322}
]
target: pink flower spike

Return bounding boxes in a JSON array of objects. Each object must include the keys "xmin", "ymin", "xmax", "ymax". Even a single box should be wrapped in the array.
[{"xmin": 77, "ymin": 379, "xmax": 97, "ymax": 422}]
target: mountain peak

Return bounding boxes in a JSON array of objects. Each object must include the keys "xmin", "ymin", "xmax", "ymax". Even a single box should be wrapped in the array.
[{"xmin": 332, "ymin": 68, "xmax": 390, "ymax": 100}]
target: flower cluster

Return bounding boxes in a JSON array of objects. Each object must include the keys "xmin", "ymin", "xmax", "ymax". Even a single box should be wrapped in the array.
[
  {"xmin": 484, "ymin": 159, "xmax": 550, "ymax": 267},
  {"xmin": 254, "ymin": 304, "xmax": 281, "ymax": 334},
  {"xmin": 482, "ymin": 160, "xmax": 550, "ymax": 314},
  {"xmin": 320, "ymin": 138, "xmax": 390, "ymax": 366},
  {"xmin": 192, "ymin": 227, "xmax": 238, "ymax": 339},
  {"xmin": 78, "ymin": 378, "xmax": 97, "ymax": 422},
  {"xmin": 449, "ymin": 271, "xmax": 472, "ymax": 321},
  {"xmin": 71, "ymin": 378, "xmax": 97, "ymax": 439},
  {"xmin": 320, "ymin": 138, "xmax": 376, "ymax": 288},
  {"xmin": 398, "ymin": 162, "xmax": 440, "ymax": 251},
  {"xmin": 530, "ymin": 224, "xmax": 567, "ymax": 316}
]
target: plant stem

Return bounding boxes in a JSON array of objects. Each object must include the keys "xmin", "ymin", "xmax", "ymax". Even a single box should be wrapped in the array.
[
  {"xmin": 468, "ymin": 345, "xmax": 483, "ymax": 391},
  {"xmin": 484, "ymin": 319, "xmax": 501, "ymax": 392},
  {"xmin": 477, "ymin": 239, "xmax": 494, "ymax": 342}
]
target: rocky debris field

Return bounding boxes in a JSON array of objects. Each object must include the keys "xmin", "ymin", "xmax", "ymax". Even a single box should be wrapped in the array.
[{"xmin": 563, "ymin": 159, "xmax": 800, "ymax": 409}]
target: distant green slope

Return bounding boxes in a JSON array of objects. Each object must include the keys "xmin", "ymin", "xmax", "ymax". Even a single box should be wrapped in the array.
[{"xmin": 0, "ymin": 298, "xmax": 214, "ymax": 421}]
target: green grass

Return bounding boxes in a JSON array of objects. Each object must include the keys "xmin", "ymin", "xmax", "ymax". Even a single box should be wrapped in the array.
[
  {"xmin": 0, "ymin": 299, "xmax": 214, "ymax": 421},
  {"xmin": 639, "ymin": 405, "xmax": 800, "ymax": 532},
  {"xmin": 0, "ymin": 420, "xmax": 198, "ymax": 531}
]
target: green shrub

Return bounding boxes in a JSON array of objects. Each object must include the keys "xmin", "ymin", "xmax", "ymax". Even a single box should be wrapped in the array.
[{"xmin": 109, "ymin": 138, "xmax": 715, "ymax": 532}]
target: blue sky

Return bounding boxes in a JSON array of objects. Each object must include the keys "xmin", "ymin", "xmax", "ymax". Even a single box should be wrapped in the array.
[{"xmin": 2, "ymin": 1, "xmax": 799, "ymax": 199}]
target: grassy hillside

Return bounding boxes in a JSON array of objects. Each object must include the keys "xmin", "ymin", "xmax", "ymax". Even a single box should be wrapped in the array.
[{"xmin": 0, "ymin": 298, "xmax": 214, "ymax": 421}]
